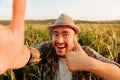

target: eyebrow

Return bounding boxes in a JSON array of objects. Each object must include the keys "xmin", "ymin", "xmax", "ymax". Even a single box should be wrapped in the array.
[
  {"xmin": 62, "ymin": 31, "xmax": 69, "ymax": 34},
  {"xmin": 53, "ymin": 30, "xmax": 69, "ymax": 34},
  {"xmin": 53, "ymin": 31, "xmax": 58, "ymax": 33}
]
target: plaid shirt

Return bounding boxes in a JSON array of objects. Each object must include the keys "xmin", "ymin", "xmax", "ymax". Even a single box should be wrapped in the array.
[{"xmin": 26, "ymin": 41, "xmax": 120, "ymax": 80}]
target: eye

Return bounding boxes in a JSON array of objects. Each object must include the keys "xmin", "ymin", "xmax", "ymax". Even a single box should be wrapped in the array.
[
  {"xmin": 63, "ymin": 33, "xmax": 69, "ymax": 38},
  {"xmin": 53, "ymin": 33, "xmax": 58, "ymax": 37}
]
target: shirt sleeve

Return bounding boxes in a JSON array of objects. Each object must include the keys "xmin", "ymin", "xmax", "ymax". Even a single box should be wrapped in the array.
[
  {"xmin": 25, "ymin": 46, "xmax": 41, "ymax": 66},
  {"xmin": 25, "ymin": 42, "xmax": 52, "ymax": 67},
  {"xmin": 82, "ymin": 45, "xmax": 120, "ymax": 68}
]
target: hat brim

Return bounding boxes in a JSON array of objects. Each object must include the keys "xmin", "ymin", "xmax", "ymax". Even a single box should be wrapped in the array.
[{"xmin": 48, "ymin": 25, "xmax": 80, "ymax": 34}]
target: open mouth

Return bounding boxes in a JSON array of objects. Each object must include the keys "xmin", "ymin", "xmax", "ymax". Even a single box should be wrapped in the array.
[
  {"xmin": 55, "ymin": 43, "xmax": 67, "ymax": 49},
  {"xmin": 57, "ymin": 46, "xmax": 66, "ymax": 49}
]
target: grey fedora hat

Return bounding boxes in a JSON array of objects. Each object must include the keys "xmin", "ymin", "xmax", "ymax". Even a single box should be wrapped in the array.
[{"xmin": 48, "ymin": 13, "xmax": 81, "ymax": 34}]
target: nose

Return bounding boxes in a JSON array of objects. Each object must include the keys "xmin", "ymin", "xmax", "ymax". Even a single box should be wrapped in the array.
[{"xmin": 57, "ymin": 36, "xmax": 64, "ymax": 43}]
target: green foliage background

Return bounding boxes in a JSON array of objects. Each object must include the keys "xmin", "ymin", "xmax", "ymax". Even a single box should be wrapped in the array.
[{"xmin": 0, "ymin": 22, "xmax": 120, "ymax": 80}]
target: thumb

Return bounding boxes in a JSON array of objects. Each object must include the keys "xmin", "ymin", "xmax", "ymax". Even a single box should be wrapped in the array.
[
  {"xmin": 11, "ymin": 0, "xmax": 26, "ymax": 33},
  {"xmin": 73, "ymin": 38, "xmax": 81, "ymax": 51}
]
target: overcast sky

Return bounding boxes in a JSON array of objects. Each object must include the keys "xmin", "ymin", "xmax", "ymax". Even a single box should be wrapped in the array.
[{"xmin": 0, "ymin": 0, "xmax": 120, "ymax": 20}]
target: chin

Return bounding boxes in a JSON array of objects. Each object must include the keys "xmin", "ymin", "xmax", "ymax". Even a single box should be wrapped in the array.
[{"xmin": 57, "ymin": 52, "xmax": 66, "ymax": 57}]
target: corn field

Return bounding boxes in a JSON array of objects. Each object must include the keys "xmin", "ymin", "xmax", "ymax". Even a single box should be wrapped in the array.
[{"xmin": 0, "ymin": 23, "xmax": 120, "ymax": 80}]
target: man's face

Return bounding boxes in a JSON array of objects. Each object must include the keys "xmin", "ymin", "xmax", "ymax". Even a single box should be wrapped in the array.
[{"xmin": 52, "ymin": 26, "xmax": 77, "ymax": 57}]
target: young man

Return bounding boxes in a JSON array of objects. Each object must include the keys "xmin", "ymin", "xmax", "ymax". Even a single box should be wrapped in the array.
[
  {"xmin": 8, "ymin": 13, "xmax": 120, "ymax": 80},
  {"xmin": 0, "ymin": 0, "xmax": 26, "ymax": 75},
  {"xmin": 0, "ymin": 14, "xmax": 120, "ymax": 80}
]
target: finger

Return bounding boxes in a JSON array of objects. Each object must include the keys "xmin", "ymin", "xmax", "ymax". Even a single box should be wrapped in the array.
[
  {"xmin": 65, "ymin": 51, "xmax": 70, "ymax": 58},
  {"xmin": 65, "ymin": 51, "xmax": 73, "ymax": 59},
  {"xmin": 73, "ymin": 38, "xmax": 81, "ymax": 51},
  {"xmin": 66, "ymin": 42, "xmax": 75, "ymax": 54},
  {"xmin": 11, "ymin": 0, "xmax": 26, "ymax": 33},
  {"xmin": 66, "ymin": 37, "xmax": 80, "ymax": 54}
]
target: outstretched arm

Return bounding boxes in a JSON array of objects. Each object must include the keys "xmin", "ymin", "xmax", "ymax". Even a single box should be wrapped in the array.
[
  {"xmin": 65, "ymin": 38, "xmax": 120, "ymax": 80},
  {"xmin": 0, "ymin": 0, "xmax": 26, "ymax": 75}
]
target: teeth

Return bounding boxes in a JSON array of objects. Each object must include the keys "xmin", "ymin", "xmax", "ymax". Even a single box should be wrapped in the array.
[
  {"xmin": 57, "ymin": 47, "xmax": 65, "ymax": 49},
  {"xmin": 57, "ymin": 45, "xmax": 65, "ymax": 49},
  {"xmin": 57, "ymin": 45, "xmax": 65, "ymax": 47},
  {"xmin": 56, "ymin": 44, "xmax": 64, "ymax": 47},
  {"xmin": 55, "ymin": 43, "xmax": 66, "ymax": 49}
]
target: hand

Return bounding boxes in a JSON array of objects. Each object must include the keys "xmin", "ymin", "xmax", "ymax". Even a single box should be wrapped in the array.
[
  {"xmin": 0, "ymin": 0, "xmax": 26, "ymax": 74},
  {"xmin": 65, "ymin": 38, "xmax": 91, "ymax": 72}
]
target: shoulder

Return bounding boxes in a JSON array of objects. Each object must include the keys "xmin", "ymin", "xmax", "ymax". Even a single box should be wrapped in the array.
[
  {"xmin": 33, "ymin": 41, "xmax": 55, "ymax": 55},
  {"xmin": 34, "ymin": 41, "xmax": 53, "ymax": 50}
]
